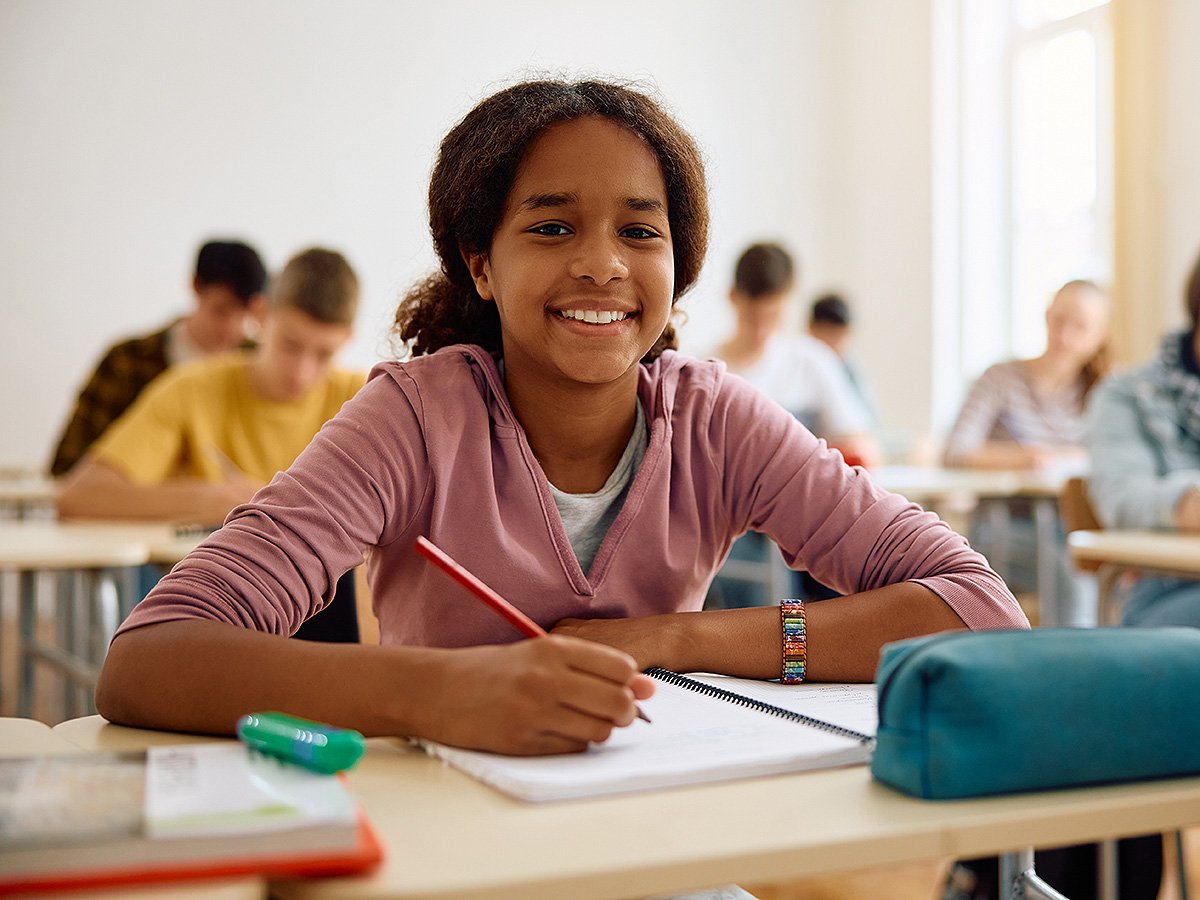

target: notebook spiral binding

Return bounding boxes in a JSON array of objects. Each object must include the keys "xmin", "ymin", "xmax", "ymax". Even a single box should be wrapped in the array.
[{"xmin": 646, "ymin": 668, "xmax": 874, "ymax": 744}]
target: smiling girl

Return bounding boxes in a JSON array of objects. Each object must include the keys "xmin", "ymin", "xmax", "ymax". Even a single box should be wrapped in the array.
[{"xmin": 97, "ymin": 79, "xmax": 1027, "ymax": 755}]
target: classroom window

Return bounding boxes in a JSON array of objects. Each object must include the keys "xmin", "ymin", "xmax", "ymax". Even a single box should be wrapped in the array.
[
  {"xmin": 945, "ymin": 0, "xmax": 1113, "ymax": 386},
  {"xmin": 1009, "ymin": 1, "xmax": 1113, "ymax": 357}
]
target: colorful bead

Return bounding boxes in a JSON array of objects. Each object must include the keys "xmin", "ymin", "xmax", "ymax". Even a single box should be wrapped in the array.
[{"xmin": 780, "ymin": 598, "xmax": 806, "ymax": 684}]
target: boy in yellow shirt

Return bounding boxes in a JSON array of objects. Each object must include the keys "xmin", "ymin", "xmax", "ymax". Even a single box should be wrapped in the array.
[
  {"xmin": 58, "ymin": 247, "xmax": 364, "ymax": 525},
  {"xmin": 58, "ymin": 247, "xmax": 365, "ymax": 642}
]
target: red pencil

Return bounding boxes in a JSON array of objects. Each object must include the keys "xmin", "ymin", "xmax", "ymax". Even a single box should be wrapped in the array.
[
  {"xmin": 414, "ymin": 535, "xmax": 650, "ymax": 723},
  {"xmin": 415, "ymin": 535, "xmax": 545, "ymax": 637}
]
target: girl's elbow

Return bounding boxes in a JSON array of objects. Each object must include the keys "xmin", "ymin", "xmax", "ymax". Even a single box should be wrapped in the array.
[{"xmin": 95, "ymin": 634, "xmax": 146, "ymax": 725}]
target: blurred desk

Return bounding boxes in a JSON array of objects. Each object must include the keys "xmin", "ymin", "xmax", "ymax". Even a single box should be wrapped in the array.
[
  {"xmin": 54, "ymin": 715, "xmax": 1200, "ymax": 900},
  {"xmin": 0, "ymin": 471, "xmax": 58, "ymax": 520},
  {"xmin": 1068, "ymin": 529, "xmax": 1200, "ymax": 623},
  {"xmin": 871, "ymin": 465, "xmax": 1068, "ymax": 504},
  {"xmin": 1068, "ymin": 529, "xmax": 1200, "ymax": 575},
  {"xmin": 873, "ymin": 466, "xmax": 1073, "ymax": 624},
  {"xmin": 0, "ymin": 521, "xmax": 150, "ymax": 718}
]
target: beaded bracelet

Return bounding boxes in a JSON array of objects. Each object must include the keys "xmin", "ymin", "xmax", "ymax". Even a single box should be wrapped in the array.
[{"xmin": 780, "ymin": 598, "xmax": 807, "ymax": 684}]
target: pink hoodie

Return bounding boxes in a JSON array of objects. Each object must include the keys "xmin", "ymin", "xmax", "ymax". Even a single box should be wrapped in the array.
[{"xmin": 118, "ymin": 345, "xmax": 1027, "ymax": 646}]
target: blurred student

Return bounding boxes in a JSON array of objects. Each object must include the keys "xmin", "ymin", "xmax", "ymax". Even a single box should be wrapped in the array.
[
  {"xmin": 708, "ymin": 245, "xmax": 876, "ymax": 609},
  {"xmin": 944, "ymin": 279, "xmax": 1109, "ymax": 627},
  {"xmin": 49, "ymin": 240, "xmax": 267, "ymax": 476},
  {"xmin": 711, "ymin": 243, "xmax": 876, "ymax": 465},
  {"xmin": 807, "ymin": 292, "xmax": 878, "ymax": 427},
  {"xmin": 58, "ymin": 247, "xmax": 365, "ymax": 641},
  {"xmin": 943, "ymin": 279, "xmax": 1109, "ymax": 471},
  {"xmin": 1053, "ymin": 250, "xmax": 1200, "ymax": 900},
  {"xmin": 1087, "ymin": 249, "xmax": 1200, "ymax": 625},
  {"xmin": 58, "ymin": 247, "xmax": 362, "ymax": 524}
]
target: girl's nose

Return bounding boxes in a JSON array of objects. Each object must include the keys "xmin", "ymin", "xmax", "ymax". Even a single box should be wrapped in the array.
[{"xmin": 568, "ymin": 233, "xmax": 629, "ymax": 284}]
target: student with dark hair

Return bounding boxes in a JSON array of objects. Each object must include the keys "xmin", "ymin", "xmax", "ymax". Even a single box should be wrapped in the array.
[
  {"xmin": 1046, "ymin": 249, "xmax": 1200, "ymax": 900},
  {"xmin": 57, "ymin": 247, "xmax": 361, "ymax": 527},
  {"xmin": 49, "ymin": 239, "xmax": 268, "ymax": 476},
  {"xmin": 810, "ymin": 293, "xmax": 850, "ymax": 328},
  {"xmin": 95, "ymin": 79, "xmax": 1024, "ymax": 763},
  {"xmin": 711, "ymin": 244, "xmax": 876, "ymax": 465},
  {"xmin": 808, "ymin": 292, "xmax": 878, "ymax": 427}
]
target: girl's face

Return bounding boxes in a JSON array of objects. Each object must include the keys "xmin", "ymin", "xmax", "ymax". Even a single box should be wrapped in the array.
[
  {"xmin": 467, "ymin": 115, "xmax": 674, "ymax": 390},
  {"xmin": 1044, "ymin": 284, "xmax": 1108, "ymax": 366}
]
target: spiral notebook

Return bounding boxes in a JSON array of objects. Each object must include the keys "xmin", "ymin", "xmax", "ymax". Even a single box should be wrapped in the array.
[{"xmin": 415, "ymin": 669, "xmax": 876, "ymax": 802}]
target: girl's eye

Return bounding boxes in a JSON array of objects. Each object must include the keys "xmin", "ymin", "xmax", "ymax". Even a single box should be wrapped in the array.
[
  {"xmin": 622, "ymin": 226, "xmax": 659, "ymax": 240},
  {"xmin": 531, "ymin": 223, "xmax": 570, "ymax": 236}
]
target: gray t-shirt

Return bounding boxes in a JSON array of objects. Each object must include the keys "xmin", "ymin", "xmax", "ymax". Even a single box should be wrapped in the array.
[{"xmin": 549, "ymin": 401, "xmax": 648, "ymax": 572}]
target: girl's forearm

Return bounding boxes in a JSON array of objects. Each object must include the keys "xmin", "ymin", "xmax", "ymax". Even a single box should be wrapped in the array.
[
  {"xmin": 564, "ymin": 583, "xmax": 967, "ymax": 683},
  {"xmin": 98, "ymin": 620, "xmax": 654, "ymax": 755},
  {"xmin": 97, "ymin": 619, "xmax": 441, "ymax": 737}
]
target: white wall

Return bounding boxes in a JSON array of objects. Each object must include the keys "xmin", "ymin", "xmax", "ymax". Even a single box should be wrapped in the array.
[
  {"xmin": 2, "ymin": 1, "xmax": 1197, "ymax": 470},
  {"xmin": 0, "ymin": 0, "xmax": 849, "ymax": 469},
  {"xmin": 1161, "ymin": 0, "xmax": 1200, "ymax": 330}
]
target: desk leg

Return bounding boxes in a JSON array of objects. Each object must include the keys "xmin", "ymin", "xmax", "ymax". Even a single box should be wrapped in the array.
[
  {"xmin": 1097, "ymin": 838, "xmax": 1118, "ymax": 900},
  {"xmin": 1095, "ymin": 563, "xmax": 1126, "ymax": 626},
  {"xmin": 17, "ymin": 570, "xmax": 36, "ymax": 718},
  {"xmin": 985, "ymin": 500, "xmax": 1012, "ymax": 580},
  {"xmin": 1033, "ymin": 498, "xmax": 1060, "ymax": 626},
  {"xmin": 63, "ymin": 570, "xmax": 84, "ymax": 720},
  {"xmin": 999, "ymin": 849, "xmax": 1069, "ymax": 900}
]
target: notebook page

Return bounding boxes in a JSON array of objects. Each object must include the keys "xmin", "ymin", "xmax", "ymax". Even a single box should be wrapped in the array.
[
  {"xmin": 683, "ymin": 676, "xmax": 878, "ymax": 736},
  {"xmin": 416, "ymin": 677, "xmax": 870, "ymax": 802}
]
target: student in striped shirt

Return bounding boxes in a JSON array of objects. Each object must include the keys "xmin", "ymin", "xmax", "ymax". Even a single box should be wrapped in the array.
[
  {"xmin": 943, "ymin": 279, "xmax": 1110, "ymax": 627},
  {"xmin": 943, "ymin": 280, "xmax": 1110, "ymax": 470}
]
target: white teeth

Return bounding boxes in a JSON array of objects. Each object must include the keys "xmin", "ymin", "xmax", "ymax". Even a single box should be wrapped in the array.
[{"xmin": 558, "ymin": 309, "xmax": 628, "ymax": 324}]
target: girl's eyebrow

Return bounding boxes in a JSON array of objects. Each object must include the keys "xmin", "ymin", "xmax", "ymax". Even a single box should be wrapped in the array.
[
  {"xmin": 625, "ymin": 197, "xmax": 665, "ymax": 213},
  {"xmin": 516, "ymin": 192, "xmax": 666, "ymax": 214},
  {"xmin": 518, "ymin": 192, "xmax": 577, "ymax": 211}
]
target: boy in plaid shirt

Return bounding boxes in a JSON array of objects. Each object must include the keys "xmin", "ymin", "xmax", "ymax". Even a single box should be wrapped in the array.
[{"xmin": 49, "ymin": 239, "xmax": 266, "ymax": 475}]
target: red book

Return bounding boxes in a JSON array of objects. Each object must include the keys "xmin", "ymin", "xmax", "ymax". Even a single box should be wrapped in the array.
[{"xmin": 0, "ymin": 745, "xmax": 382, "ymax": 894}]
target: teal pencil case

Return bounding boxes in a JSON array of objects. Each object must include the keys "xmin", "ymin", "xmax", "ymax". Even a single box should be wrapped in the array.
[{"xmin": 870, "ymin": 627, "xmax": 1200, "ymax": 799}]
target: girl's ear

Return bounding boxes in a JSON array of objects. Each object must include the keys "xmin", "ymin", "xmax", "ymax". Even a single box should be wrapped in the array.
[{"xmin": 461, "ymin": 246, "xmax": 495, "ymax": 302}]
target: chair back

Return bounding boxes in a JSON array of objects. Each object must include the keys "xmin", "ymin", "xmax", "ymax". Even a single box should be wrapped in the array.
[{"xmin": 1058, "ymin": 476, "xmax": 1102, "ymax": 572}]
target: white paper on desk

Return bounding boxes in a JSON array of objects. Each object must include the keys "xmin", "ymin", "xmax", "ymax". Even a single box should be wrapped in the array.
[
  {"xmin": 684, "ymin": 676, "xmax": 878, "ymax": 736},
  {"xmin": 416, "ymin": 677, "xmax": 874, "ymax": 802}
]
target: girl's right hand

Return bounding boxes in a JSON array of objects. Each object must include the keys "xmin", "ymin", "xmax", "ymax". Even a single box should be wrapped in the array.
[{"xmin": 417, "ymin": 635, "xmax": 655, "ymax": 755}]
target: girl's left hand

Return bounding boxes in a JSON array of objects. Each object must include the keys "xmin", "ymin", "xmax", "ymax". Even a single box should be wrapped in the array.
[{"xmin": 551, "ymin": 614, "xmax": 687, "ymax": 671}]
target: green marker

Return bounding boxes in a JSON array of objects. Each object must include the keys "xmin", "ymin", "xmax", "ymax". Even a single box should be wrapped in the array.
[{"xmin": 236, "ymin": 712, "xmax": 365, "ymax": 774}]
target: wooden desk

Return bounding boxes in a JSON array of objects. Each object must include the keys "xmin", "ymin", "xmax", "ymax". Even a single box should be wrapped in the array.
[
  {"xmin": 0, "ymin": 472, "xmax": 58, "ymax": 520},
  {"xmin": 53, "ymin": 716, "xmax": 1200, "ymax": 900},
  {"xmin": 1068, "ymin": 529, "xmax": 1200, "ymax": 576},
  {"xmin": 47, "ymin": 520, "xmax": 209, "ymax": 565},
  {"xmin": 872, "ymin": 465, "xmax": 1073, "ymax": 500},
  {"xmin": 1067, "ymin": 529, "xmax": 1200, "ymax": 624}
]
